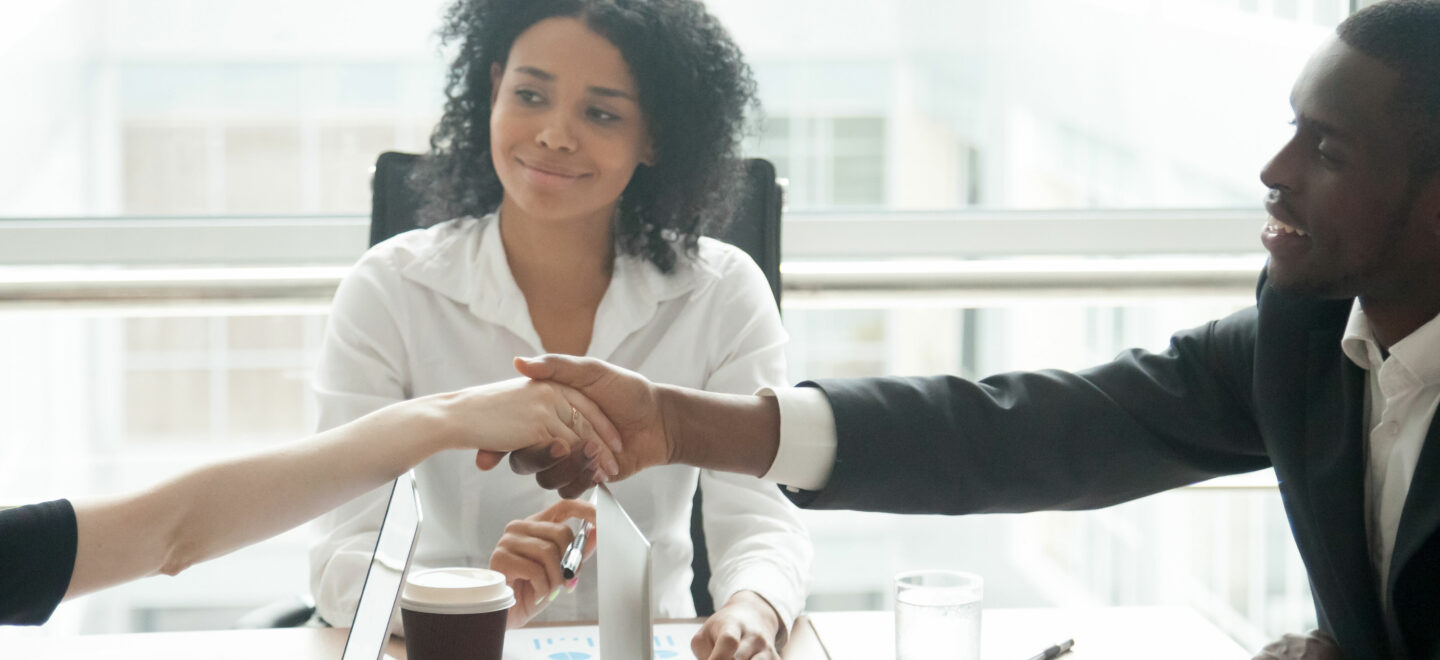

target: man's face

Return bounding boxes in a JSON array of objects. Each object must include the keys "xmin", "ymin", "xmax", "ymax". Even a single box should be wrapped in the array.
[{"xmin": 1259, "ymin": 37, "xmax": 1440, "ymax": 300}]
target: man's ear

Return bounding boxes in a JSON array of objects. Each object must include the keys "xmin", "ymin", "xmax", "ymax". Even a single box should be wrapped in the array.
[{"xmin": 490, "ymin": 62, "xmax": 504, "ymax": 109}]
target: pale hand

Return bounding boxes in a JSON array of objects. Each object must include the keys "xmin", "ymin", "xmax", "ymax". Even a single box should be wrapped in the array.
[
  {"xmin": 692, "ymin": 591, "xmax": 785, "ymax": 660},
  {"xmin": 444, "ymin": 377, "xmax": 620, "ymax": 476},
  {"xmin": 511, "ymin": 355, "xmax": 674, "ymax": 497},
  {"xmin": 488, "ymin": 498, "xmax": 597, "ymax": 628}
]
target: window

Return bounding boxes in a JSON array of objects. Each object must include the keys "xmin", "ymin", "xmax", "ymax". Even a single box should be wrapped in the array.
[{"xmin": 1, "ymin": 0, "xmax": 1348, "ymax": 646}]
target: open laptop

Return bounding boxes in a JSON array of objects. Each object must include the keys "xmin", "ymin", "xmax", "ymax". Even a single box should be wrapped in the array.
[
  {"xmin": 340, "ymin": 470, "xmax": 423, "ymax": 660},
  {"xmin": 596, "ymin": 484, "xmax": 654, "ymax": 659}
]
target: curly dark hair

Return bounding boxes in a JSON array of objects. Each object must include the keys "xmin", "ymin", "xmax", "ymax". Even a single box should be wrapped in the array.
[
  {"xmin": 1337, "ymin": 0, "xmax": 1440, "ymax": 177},
  {"xmin": 413, "ymin": 0, "xmax": 758, "ymax": 273}
]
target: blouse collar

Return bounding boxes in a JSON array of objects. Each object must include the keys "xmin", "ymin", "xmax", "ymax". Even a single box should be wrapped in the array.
[{"xmin": 397, "ymin": 212, "xmax": 704, "ymax": 357}]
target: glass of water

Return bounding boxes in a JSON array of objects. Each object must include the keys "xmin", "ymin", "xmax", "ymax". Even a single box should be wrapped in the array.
[{"xmin": 894, "ymin": 570, "xmax": 983, "ymax": 660}]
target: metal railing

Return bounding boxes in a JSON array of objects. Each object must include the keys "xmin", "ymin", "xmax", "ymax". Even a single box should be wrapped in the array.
[{"xmin": 0, "ymin": 209, "xmax": 1270, "ymax": 306}]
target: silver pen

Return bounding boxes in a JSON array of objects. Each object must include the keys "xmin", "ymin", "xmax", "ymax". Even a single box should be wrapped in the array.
[
  {"xmin": 1025, "ymin": 638, "xmax": 1074, "ymax": 660},
  {"xmin": 561, "ymin": 489, "xmax": 598, "ymax": 582},
  {"xmin": 561, "ymin": 519, "xmax": 587, "ymax": 581}
]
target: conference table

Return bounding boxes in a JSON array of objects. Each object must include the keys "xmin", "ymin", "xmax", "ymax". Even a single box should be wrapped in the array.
[{"xmin": 2, "ymin": 607, "xmax": 1250, "ymax": 659}]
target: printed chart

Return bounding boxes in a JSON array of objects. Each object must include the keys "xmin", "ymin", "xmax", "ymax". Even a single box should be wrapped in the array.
[{"xmin": 505, "ymin": 622, "xmax": 703, "ymax": 660}]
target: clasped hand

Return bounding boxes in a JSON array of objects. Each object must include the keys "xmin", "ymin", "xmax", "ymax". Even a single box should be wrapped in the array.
[
  {"xmin": 442, "ymin": 375, "xmax": 622, "ymax": 479},
  {"xmin": 506, "ymin": 355, "xmax": 674, "ymax": 497}
]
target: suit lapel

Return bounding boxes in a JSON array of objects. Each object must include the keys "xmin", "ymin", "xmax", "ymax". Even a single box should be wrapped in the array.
[
  {"xmin": 1387, "ymin": 414, "xmax": 1440, "ymax": 604},
  {"xmin": 1303, "ymin": 327, "xmax": 1390, "ymax": 646},
  {"xmin": 1388, "ymin": 412, "xmax": 1434, "ymax": 573}
]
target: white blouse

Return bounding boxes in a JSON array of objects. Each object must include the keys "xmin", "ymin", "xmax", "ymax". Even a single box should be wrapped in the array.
[{"xmin": 308, "ymin": 213, "xmax": 812, "ymax": 631}]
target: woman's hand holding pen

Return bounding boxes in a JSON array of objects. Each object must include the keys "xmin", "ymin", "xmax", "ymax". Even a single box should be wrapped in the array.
[{"xmin": 488, "ymin": 498, "xmax": 597, "ymax": 628}]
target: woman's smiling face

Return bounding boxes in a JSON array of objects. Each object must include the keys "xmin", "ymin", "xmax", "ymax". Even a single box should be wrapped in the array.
[{"xmin": 489, "ymin": 16, "xmax": 653, "ymax": 227}]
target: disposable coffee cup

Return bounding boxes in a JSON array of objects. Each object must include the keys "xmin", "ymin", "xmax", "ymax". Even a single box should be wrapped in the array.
[{"xmin": 400, "ymin": 567, "xmax": 515, "ymax": 660}]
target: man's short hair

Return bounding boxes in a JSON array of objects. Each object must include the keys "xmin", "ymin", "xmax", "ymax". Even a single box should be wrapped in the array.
[{"xmin": 1337, "ymin": 0, "xmax": 1440, "ymax": 175}]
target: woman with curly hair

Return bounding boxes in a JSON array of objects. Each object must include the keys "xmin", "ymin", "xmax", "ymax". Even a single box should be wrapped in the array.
[{"xmin": 308, "ymin": 0, "xmax": 811, "ymax": 656}]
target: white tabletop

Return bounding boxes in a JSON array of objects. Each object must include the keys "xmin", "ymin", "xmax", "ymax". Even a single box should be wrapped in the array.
[{"xmin": 0, "ymin": 607, "xmax": 1249, "ymax": 659}]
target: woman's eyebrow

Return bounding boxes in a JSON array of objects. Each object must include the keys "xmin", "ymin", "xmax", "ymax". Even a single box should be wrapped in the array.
[
  {"xmin": 512, "ymin": 64, "xmax": 635, "ymax": 101},
  {"xmin": 514, "ymin": 65, "xmax": 555, "ymax": 81},
  {"xmin": 588, "ymin": 85, "xmax": 635, "ymax": 101}
]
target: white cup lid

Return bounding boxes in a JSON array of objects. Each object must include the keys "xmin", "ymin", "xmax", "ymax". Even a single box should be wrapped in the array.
[{"xmin": 401, "ymin": 567, "xmax": 515, "ymax": 614}]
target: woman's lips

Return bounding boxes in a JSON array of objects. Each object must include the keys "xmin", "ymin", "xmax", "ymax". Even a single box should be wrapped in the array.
[{"xmin": 517, "ymin": 157, "xmax": 589, "ymax": 186}]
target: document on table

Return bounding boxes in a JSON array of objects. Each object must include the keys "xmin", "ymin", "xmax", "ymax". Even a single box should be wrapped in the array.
[{"xmin": 503, "ymin": 622, "xmax": 703, "ymax": 659}]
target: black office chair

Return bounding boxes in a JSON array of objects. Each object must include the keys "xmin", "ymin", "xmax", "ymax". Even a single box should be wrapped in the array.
[{"xmin": 371, "ymin": 151, "xmax": 784, "ymax": 616}]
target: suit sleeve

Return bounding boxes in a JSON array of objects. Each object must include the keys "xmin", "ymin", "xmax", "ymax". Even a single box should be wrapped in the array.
[
  {"xmin": 307, "ymin": 250, "xmax": 413, "ymax": 627},
  {"xmin": 0, "ymin": 499, "xmax": 77, "ymax": 626},
  {"xmin": 695, "ymin": 250, "xmax": 813, "ymax": 634},
  {"xmin": 789, "ymin": 305, "xmax": 1268, "ymax": 514}
]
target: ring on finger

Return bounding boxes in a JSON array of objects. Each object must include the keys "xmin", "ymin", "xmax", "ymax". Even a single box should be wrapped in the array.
[{"xmin": 570, "ymin": 405, "xmax": 580, "ymax": 431}]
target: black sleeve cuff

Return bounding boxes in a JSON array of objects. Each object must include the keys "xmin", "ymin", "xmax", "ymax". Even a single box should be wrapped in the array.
[{"xmin": 0, "ymin": 499, "xmax": 78, "ymax": 626}]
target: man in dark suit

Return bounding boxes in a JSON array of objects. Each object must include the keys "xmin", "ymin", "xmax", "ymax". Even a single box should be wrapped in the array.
[{"xmin": 505, "ymin": 1, "xmax": 1440, "ymax": 657}]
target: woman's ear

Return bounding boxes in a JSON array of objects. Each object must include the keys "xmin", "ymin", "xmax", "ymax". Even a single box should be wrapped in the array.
[
  {"xmin": 639, "ymin": 137, "xmax": 656, "ymax": 167},
  {"xmin": 490, "ymin": 62, "xmax": 504, "ymax": 109},
  {"xmin": 1417, "ymin": 169, "xmax": 1440, "ymax": 238}
]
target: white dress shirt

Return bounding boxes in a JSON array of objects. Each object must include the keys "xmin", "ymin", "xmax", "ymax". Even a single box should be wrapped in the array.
[
  {"xmin": 1340, "ymin": 301, "xmax": 1440, "ymax": 612},
  {"xmin": 309, "ymin": 214, "xmax": 811, "ymax": 632}
]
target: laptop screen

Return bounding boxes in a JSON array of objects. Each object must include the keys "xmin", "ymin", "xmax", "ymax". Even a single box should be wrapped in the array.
[
  {"xmin": 596, "ymin": 484, "xmax": 653, "ymax": 660},
  {"xmin": 341, "ymin": 471, "xmax": 422, "ymax": 660}
]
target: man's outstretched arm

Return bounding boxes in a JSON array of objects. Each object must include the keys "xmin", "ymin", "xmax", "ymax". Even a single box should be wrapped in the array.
[{"xmin": 510, "ymin": 355, "xmax": 783, "ymax": 495}]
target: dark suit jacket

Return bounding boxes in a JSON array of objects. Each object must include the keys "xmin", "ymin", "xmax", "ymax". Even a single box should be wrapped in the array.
[{"xmin": 789, "ymin": 274, "xmax": 1440, "ymax": 659}]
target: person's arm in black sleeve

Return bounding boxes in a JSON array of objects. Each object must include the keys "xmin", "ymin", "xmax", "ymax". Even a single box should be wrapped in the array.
[
  {"xmin": 0, "ymin": 499, "xmax": 78, "ymax": 625},
  {"xmin": 0, "ymin": 381, "xmax": 620, "ymax": 628}
]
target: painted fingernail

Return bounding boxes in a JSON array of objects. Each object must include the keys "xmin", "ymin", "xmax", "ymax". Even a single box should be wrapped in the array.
[
  {"xmin": 566, "ymin": 578, "xmax": 578, "ymax": 593},
  {"xmin": 548, "ymin": 586, "xmax": 561, "ymax": 602},
  {"xmin": 603, "ymin": 455, "xmax": 619, "ymax": 476}
]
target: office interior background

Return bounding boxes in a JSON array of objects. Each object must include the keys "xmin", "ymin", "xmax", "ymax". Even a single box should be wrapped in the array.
[{"xmin": 0, "ymin": 0, "xmax": 1352, "ymax": 649}]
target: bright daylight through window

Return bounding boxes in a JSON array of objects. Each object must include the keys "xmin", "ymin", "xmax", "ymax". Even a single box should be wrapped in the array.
[{"xmin": 0, "ymin": 0, "xmax": 1345, "ymax": 647}]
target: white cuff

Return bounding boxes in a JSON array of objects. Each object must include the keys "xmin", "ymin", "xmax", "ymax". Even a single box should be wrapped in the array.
[
  {"xmin": 710, "ymin": 560, "xmax": 805, "ymax": 640},
  {"xmin": 757, "ymin": 386, "xmax": 837, "ymax": 491}
]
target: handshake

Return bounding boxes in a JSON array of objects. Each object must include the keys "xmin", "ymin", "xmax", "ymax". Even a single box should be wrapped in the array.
[{"xmin": 485, "ymin": 354, "xmax": 780, "ymax": 498}]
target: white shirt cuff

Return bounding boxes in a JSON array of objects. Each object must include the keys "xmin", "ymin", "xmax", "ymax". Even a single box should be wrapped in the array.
[
  {"xmin": 710, "ymin": 561, "xmax": 805, "ymax": 640},
  {"xmin": 757, "ymin": 386, "xmax": 837, "ymax": 491}
]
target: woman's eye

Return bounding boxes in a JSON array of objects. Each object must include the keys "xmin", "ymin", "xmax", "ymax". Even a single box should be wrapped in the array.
[
  {"xmin": 516, "ymin": 89, "xmax": 544, "ymax": 104},
  {"xmin": 588, "ymin": 108, "xmax": 619, "ymax": 122}
]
